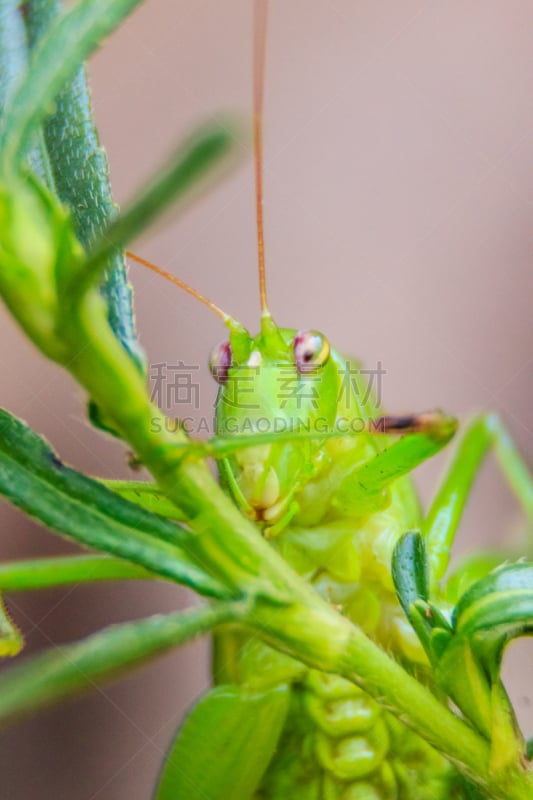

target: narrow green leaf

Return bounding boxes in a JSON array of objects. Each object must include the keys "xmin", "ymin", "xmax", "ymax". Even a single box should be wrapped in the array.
[
  {"xmin": 0, "ymin": 0, "xmax": 27, "ymax": 119},
  {"xmin": 453, "ymin": 563, "xmax": 533, "ymax": 639},
  {"xmin": 0, "ymin": 408, "xmax": 229, "ymax": 599},
  {"xmin": 0, "ymin": 0, "xmax": 53, "ymax": 187},
  {"xmin": 439, "ymin": 564, "xmax": 533, "ymax": 771},
  {"xmin": 453, "ymin": 563, "xmax": 533, "ymax": 764},
  {"xmin": 103, "ymin": 480, "xmax": 188, "ymax": 521},
  {"xmin": 24, "ymin": 0, "xmax": 145, "ymax": 373},
  {"xmin": 0, "ymin": 603, "xmax": 240, "ymax": 725},
  {"xmin": 393, "ymin": 533, "xmax": 453, "ymax": 663},
  {"xmin": 391, "ymin": 531, "xmax": 432, "ymax": 652},
  {"xmin": 0, "ymin": 555, "xmax": 152, "ymax": 592},
  {"xmin": 446, "ymin": 552, "xmax": 511, "ymax": 604},
  {"xmin": 155, "ymin": 684, "xmax": 290, "ymax": 800},
  {"xmin": 74, "ymin": 121, "xmax": 239, "ymax": 295},
  {"xmin": 436, "ymin": 636, "xmax": 522, "ymax": 773},
  {"xmin": 0, "ymin": 0, "xmax": 145, "ymax": 164},
  {"xmin": 392, "ymin": 531, "xmax": 430, "ymax": 615},
  {"xmin": 436, "ymin": 639, "xmax": 494, "ymax": 741}
]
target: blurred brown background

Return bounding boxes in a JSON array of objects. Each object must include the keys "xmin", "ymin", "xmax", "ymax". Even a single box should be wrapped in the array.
[{"xmin": 1, "ymin": 1, "xmax": 533, "ymax": 797}]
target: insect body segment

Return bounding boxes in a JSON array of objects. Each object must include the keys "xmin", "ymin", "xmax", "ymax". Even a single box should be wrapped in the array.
[{"xmin": 265, "ymin": 671, "xmax": 450, "ymax": 800}]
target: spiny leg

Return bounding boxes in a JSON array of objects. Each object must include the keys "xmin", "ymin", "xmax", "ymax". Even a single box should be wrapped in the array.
[
  {"xmin": 160, "ymin": 412, "xmax": 456, "ymax": 528},
  {"xmin": 171, "ymin": 412, "xmax": 457, "ymax": 528},
  {"xmin": 421, "ymin": 412, "xmax": 533, "ymax": 584},
  {"xmin": 159, "ymin": 411, "xmax": 457, "ymax": 463},
  {"xmin": 330, "ymin": 412, "xmax": 458, "ymax": 517},
  {"xmin": 279, "ymin": 413, "xmax": 458, "ymax": 581},
  {"xmin": 0, "ymin": 556, "xmax": 154, "ymax": 658},
  {"xmin": 0, "ymin": 604, "xmax": 238, "ymax": 725},
  {"xmin": 0, "ymin": 555, "xmax": 153, "ymax": 592}
]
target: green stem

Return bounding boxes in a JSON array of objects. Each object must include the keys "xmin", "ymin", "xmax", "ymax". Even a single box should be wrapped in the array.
[{"xmin": 336, "ymin": 628, "xmax": 532, "ymax": 800}]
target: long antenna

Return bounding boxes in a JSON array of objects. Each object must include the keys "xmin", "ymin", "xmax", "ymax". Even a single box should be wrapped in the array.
[
  {"xmin": 126, "ymin": 251, "xmax": 229, "ymax": 322},
  {"xmin": 254, "ymin": 0, "xmax": 269, "ymax": 315}
]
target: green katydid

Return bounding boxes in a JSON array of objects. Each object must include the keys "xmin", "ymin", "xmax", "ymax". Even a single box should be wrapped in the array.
[
  {"xmin": 0, "ymin": 0, "xmax": 532, "ymax": 798},
  {"xmin": 120, "ymin": 2, "xmax": 533, "ymax": 797}
]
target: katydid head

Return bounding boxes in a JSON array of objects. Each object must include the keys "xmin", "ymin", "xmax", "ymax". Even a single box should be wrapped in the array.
[{"xmin": 211, "ymin": 323, "xmax": 339, "ymax": 526}]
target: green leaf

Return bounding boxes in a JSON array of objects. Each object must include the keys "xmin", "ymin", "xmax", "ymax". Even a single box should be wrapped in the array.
[
  {"xmin": 438, "ymin": 564, "xmax": 533, "ymax": 771},
  {"xmin": 436, "ymin": 639, "xmax": 494, "ymax": 741},
  {"xmin": 392, "ymin": 531, "xmax": 441, "ymax": 658},
  {"xmin": 392, "ymin": 531, "xmax": 430, "ymax": 613},
  {"xmin": 103, "ymin": 481, "xmax": 187, "ymax": 521},
  {"xmin": 0, "ymin": 169, "xmax": 86, "ymax": 361},
  {"xmin": 454, "ymin": 563, "xmax": 533, "ymax": 769},
  {"xmin": 0, "ymin": 603, "xmax": 240, "ymax": 725},
  {"xmin": 0, "ymin": 0, "xmax": 27, "ymax": 122},
  {"xmin": 0, "ymin": 407, "xmax": 229, "ymax": 599},
  {"xmin": 446, "ymin": 552, "xmax": 511, "ymax": 604},
  {"xmin": 0, "ymin": 0, "xmax": 146, "ymax": 165},
  {"xmin": 24, "ymin": 0, "xmax": 145, "ymax": 373},
  {"xmin": 74, "ymin": 121, "xmax": 239, "ymax": 297},
  {"xmin": 453, "ymin": 562, "xmax": 533, "ymax": 643},
  {"xmin": 435, "ymin": 635, "xmax": 523, "ymax": 773},
  {"xmin": 0, "ymin": 0, "xmax": 52, "ymax": 186},
  {"xmin": 155, "ymin": 684, "xmax": 290, "ymax": 800}
]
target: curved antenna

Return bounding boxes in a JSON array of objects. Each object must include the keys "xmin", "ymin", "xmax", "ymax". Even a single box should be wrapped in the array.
[
  {"xmin": 254, "ymin": 0, "xmax": 270, "ymax": 316},
  {"xmin": 126, "ymin": 251, "xmax": 230, "ymax": 322}
]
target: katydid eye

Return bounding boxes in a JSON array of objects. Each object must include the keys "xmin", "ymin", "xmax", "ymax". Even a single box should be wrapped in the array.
[
  {"xmin": 209, "ymin": 341, "xmax": 232, "ymax": 385},
  {"xmin": 293, "ymin": 330, "xmax": 330, "ymax": 374}
]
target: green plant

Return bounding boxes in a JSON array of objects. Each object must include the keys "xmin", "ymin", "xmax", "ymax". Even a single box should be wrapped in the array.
[{"xmin": 0, "ymin": 1, "xmax": 532, "ymax": 798}]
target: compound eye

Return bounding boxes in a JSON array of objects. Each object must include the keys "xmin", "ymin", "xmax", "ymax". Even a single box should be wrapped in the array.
[
  {"xmin": 293, "ymin": 330, "xmax": 330, "ymax": 374},
  {"xmin": 209, "ymin": 341, "xmax": 232, "ymax": 385}
]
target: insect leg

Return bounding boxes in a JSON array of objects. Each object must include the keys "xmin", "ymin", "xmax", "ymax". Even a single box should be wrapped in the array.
[
  {"xmin": 155, "ymin": 683, "xmax": 290, "ymax": 800},
  {"xmin": 422, "ymin": 412, "xmax": 533, "ymax": 583},
  {"xmin": 0, "ymin": 604, "xmax": 238, "ymax": 725},
  {"xmin": 170, "ymin": 413, "xmax": 457, "ymax": 463},
  {"xmin": 0, "ymin": 554, "xmax": 152, "ymax": 592},
  {"xmin": 0, "ymin": 556, "xmax": 153, "ymax": 660},
  {"xmin": 330, "ymin": 413, "xmax": 458, "ymax": 517}
]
